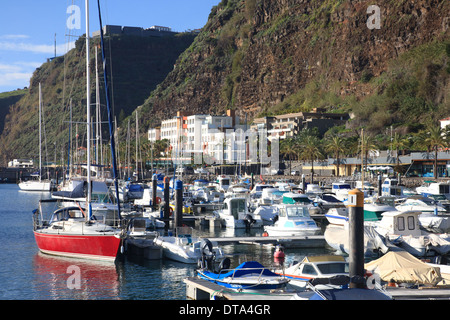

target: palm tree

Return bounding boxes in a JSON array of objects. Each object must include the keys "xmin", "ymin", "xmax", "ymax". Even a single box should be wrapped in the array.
[
  {"xmin": 391, "ymin": 133, "xmax": 409, "ymax": 168},
  {"xmin": 280, "ymin": 138, "xmax": 297, "ymax": 174},
  {"xmin": 297, "ymin": 135, "xmax": 323, "ymax": 183},
  {"xmin": 359, "ymin": 131, "xmax": 378, "ymax": 175},
  {"xmin": 325, "ymin": 135, "xmax": 346, "ymax": 177},
  {"xmin": 424, "ymin": 126, "xmax": 448, "ymax": 179}
]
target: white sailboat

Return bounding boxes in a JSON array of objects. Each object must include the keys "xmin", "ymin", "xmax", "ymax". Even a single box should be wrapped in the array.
[{"xmin": 18, "ymin": 83, "xmax": 52, "ymax": 192}]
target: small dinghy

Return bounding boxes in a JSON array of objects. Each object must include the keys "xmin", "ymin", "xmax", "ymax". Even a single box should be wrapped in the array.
[{"xmin": 197, "ymin": 259, "xmax": 289, "ymax": 291}]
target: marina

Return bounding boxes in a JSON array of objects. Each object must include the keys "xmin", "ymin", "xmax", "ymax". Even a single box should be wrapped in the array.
[
  {"xmin": 0, "ymin": 0, "xmax": 449, "ymax": 305},
  {"xmin": 6, "ymin": 168, "xmax": 450, "ymax": 301}
]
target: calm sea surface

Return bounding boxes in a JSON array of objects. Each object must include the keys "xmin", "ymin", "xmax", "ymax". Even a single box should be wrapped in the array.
[{"xmin": 0, "ymin": 183, "xmax": 329, "ymax": 300}]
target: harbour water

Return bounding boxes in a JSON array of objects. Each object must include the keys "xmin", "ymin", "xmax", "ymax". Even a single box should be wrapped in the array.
[{"xmin": 0, "ymin": 183, "xmax": 329, "ymax": 300}]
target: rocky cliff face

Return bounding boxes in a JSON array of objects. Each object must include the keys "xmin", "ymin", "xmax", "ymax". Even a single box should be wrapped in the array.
[
  {"xmin": 141, "ymin": 0, "xmax": 449, "ymax": 126},
  {"xmin": 0, "ymin": 34, "xmax": 196, "ymax": 162}
]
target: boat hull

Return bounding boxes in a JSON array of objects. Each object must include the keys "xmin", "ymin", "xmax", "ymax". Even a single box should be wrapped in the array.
[
  {"xmin": 264, "ymin": 227, "xmax": 320, "ymax": 237},
  {"xmin": 198, "ymin": 271, "xmax": 287, "ymax": 290},
  {"xmin": 18, "ymin": 180, "xmax": 51, "ymax": 191},
  {"xmin": 34, "ymin": 231, "xmax": 121, "ymax": 261}
]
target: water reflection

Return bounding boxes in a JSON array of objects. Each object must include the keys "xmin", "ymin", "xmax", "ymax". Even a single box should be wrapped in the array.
[{"xmin": 32, "ymin": 253, "xmax": 120, "ymax": 300}]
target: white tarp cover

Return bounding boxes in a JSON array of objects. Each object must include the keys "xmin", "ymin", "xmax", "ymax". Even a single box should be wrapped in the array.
[{"xmin": 365, "ymin": 251, "xmax": 442, "ymax": 285}]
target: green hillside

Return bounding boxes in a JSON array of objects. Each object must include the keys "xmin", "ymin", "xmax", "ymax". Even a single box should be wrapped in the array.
[{"xmin": 0, "ymin": 33, "xmax": 196, "ymax": 164}]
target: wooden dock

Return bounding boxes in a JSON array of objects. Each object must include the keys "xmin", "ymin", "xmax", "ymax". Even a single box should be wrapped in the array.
[
  {"xmin": 184, "ymin": 277, "xmax": 450, "ymax": 300},
  {"xmin": 206, "ymin": 235, "xmax": 326, "ymax": 248},
  {"xmin": 184, "ymin": 277, "xmax": 297, "ymax": 300}
]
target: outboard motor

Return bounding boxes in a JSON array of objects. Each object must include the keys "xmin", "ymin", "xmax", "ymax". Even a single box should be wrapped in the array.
[
  {"xmin": 199, "ymin": 239, "xmax": 215, "ymax": 271},
  {"xmin": 244, "ymin": 214, "xmax": 256, "ymax": 229},
  {"xmin": 218, "ymin": 257, "xmax": 231, "ymax": 272}
]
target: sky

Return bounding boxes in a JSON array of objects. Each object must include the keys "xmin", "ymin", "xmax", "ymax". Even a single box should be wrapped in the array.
[{"xmin": 0, "ymin": 0, "xmax": 221, "ymax": 93}]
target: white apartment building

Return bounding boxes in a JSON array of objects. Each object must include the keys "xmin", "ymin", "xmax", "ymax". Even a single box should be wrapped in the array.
[
  {"xmin": 148, "ymin": 110, "xmax": 249, "ymax": 165},
  {"xmin": 148, "ymin": 127, "xmax": 161, "ymax": 143}
]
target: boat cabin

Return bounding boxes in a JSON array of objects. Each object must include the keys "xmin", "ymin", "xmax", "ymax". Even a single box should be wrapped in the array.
[
  {"xmin": 282, "ymin": 192, "xmax": 312, "ymax": 204},
  {"xmin": 379, "ymin": 210, "xmax": 422, "ymax": 237},
  {"xmin": 285, "ymin": 255, "xmax": 349, "ymax": 280},
  {"xmin": 223, "ymin": 197, "xmax": 247, "ymax": 220},
  {"xmin": 381, "ymin": 177, "xmax": 403, "ymax": 197},
  {"xmin": 217, "ymin": 175, "xmax": 231, "ymax": 192}
]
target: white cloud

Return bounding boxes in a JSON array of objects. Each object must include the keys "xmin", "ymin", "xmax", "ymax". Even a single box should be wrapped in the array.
[
  {"xmin": 0, "ymin": 61, "xmax": 42, "ymax": 89},
  {"xmin": 0, "ymin": 34, "xmax": 30, "ymax": 40},
  {"xmin": 0, "ymin": 41, "xmax": 75, "ymax": 55},
  {"xmin": 0, "ymin": 72, "xmax": 32, "ymax": 87}
]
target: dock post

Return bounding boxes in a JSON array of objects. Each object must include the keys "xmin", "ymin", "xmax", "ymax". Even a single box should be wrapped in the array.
[
  {"xmin": 377, "ymin": 174, "xmax": 382, "ymax": 197},
  {"xmin": 174, "ymin": 180, "xmax": 183, "ymax": 228},
  {"xmin": 347, "ymin": 188, "xmax": 365, "ymax": 289},
  {"xmin": 152, "ymin": 174, "xmax": 157, "ymax": 210},
  {"xmin": 163, "ymin": 176, "xmax": 170, "ymax": 231}
]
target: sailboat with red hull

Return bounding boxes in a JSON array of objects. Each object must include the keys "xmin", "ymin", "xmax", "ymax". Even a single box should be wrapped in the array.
[{"xmin": 33, "ymin": 0, "xmax": 123, "ymax": 262}]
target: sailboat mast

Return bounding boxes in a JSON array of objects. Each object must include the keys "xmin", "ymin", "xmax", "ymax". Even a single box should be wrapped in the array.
[
  {"xmin": 85, "ymin": 0, "xmax": 92, "ymax": 220},
  {"xmin": 39, "ymin": 83, "xmax": 42, "ymax": 182}
]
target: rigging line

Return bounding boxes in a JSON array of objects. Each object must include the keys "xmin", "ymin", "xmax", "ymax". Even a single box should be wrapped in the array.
[{"xmin": 97, "ymin": 0, "xmax": 121, "ymax": 220}]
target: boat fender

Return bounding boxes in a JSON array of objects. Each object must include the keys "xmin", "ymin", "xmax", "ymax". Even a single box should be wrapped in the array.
[
  {"xmin": 155, "ymin": 197, "xmax": 162, "ymax": 204},
  {"xmin": 274, "ymin": 246, "xmax": 285, "ymax": 266},
  {"xmin": 169, "ymin": 207, "xmax": 174, "ymax": 216}
]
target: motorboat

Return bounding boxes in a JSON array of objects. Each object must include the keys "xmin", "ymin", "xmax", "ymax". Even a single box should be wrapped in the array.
[
  {"xmin": 324, "ymin": 207, "xmax": 349, "ymax": 226},
  {"xmin": 153, "ymin": 227, "xmax": 224, "ymax": 264},
  {"xmin": 217, "ymin": 175, "xmax": 231, "ymax": 192},
  {"xmin": 394, "ymin": 196, "xmax": 450, "ymax": 232},
  {"xmin": 250, "ymin": 183, "xmax": 274, "ymax": 198},
  {"xmin": 395, "ymin": 196, "xmax": 446, "ymax": 214},
  {"xmin": 274, "ymin": 255, "xmax": 349, "ymax": 290},
  {"xmin": 305, "ymin": 184, "xmax": 323, "ymax": 196},
  {"xmin": 373, "ymin": 210, "xmax": 450, "ymax": 257},
  {"xmin": 281, "ymin": 192, "xmax": 312, "ymax": 205},
  {"xmin": 291, "ymin": 280, "xmax": 392, "ymax": 300},
  {"xmin": 252, "ymin": 205, "xmax": 278, "ymax": 225},
  {"xmin": 215, "ymin": 197, "xmax": 263, "ymax": 229},
  {"xmin": 32, "ymin": 201, "xmax": 123, "ymax": 261},
  {"xmin": 416, "ymin": 181, "xmax": 450, "ymax": 198},
  {"xmin": 258, "ymin": 187, "xmax": 286, "ymax": 205},
  {"xmin": 224, "ymin": 184, "xmax": 249, "ymax": 198},
  {"xmin": 324, "ymin": 223, "xmax": 391, "ymax": 257},
  {"xmin": 312, "ymin": 193, "xmax": 345, "ymax": 212},
  {"xmin": 264, "ymin": 204, "xmax": 320, "ymax": 236},
  {"xmin": 325, "ymin": 200, "xmax": 395, "ymax": 226},
  {"xmin": 363, "ymin": 201, "xmax": 396, "ymax": 222},
  {"xmin": 331, "ymin": 181, "xmax": 352, "ymax": 201},
  {"xmin": 381, "ymin": 177, "xmax": 404, "ymax": 197},
  {"xmin": 197, "ymin": 259, "xmax": 289, "ymax": 291},
  {"xmin": 134, "ymin": 185, "xmax": 163, "ymax": 207}
]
